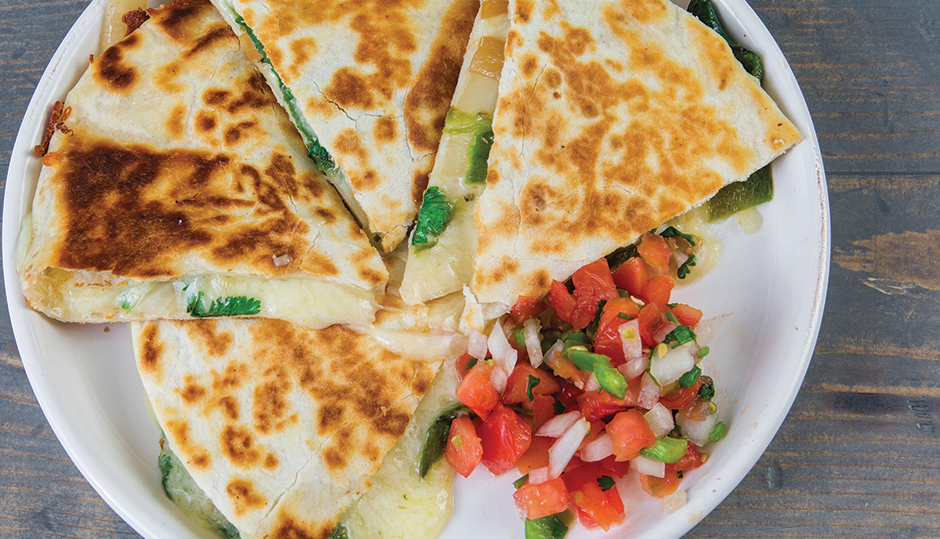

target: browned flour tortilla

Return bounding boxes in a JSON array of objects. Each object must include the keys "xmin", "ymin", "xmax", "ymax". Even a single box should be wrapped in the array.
[
  {"xmin": 469, "ymin": 0, "xmax": 802, "ymax": 313},
  {"xmin": 133, "ymin": 318, "xmax": 441, "ymax": 539},
  {"xmin": 210, "ymin": 0, "xmax": 480, "ymax": 252},
  {"xmin": 17, "ymin": 0, "xmax": 388, "ymax": 329}
]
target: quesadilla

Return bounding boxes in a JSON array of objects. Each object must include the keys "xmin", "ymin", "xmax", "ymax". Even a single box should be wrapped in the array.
[
  {"xmin": 398, "ymin": 0, "xmax": 510, "ymax": 306},
  {"xmin": 17, "ymin": 0, "xmax": 389, "ymax": 330},
  {"xmin": 134, "ymin": 317, "xmax": 450, "ymax": 539},
  {"xmin": 453, "ymin": 0, "xmax": 801, "ymax": 322},
  {"xmin": 209, "ymin": 0, "xmax": 480, "ymax": 252}
]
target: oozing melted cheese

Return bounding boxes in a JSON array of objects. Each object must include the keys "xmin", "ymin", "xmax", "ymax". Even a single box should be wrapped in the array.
[{"xmin": 30, "ymin": 266, "xmax": 380, "ymax": 330}]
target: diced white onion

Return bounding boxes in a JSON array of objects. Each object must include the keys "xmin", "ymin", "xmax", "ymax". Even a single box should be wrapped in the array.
[
  {"xmin": 523, "ymin": 317, "xmax": 543, "ymax": 367},
  {"xmin": 488, "ymin": 319, "xmax": 516, "ymax": 375},
  {"xmin": 652, "ymin": 321, "xmax": 679, "ymax": 344},
  {"xmin": 583, "ymin": 373, "xmax": 600, "ymax": 393},
  {"xmin": 619, "ymin": 319, "xmax": 643, "ymax": 361},
  {"xmin": 644, "ymin": 403, "xmax": 675, "ymax": 438},
  {"xmin": 633, "ymin": 455, "xmax": 665, "ymax": 478},
  {"xmin": 580, "ymin": 432, "xmax": 614, "ymax": 462},
  {"xmin": 489, "ymin": 364, "xmax": 508, "ymax": 393},
  {"xmin": 663, "ymin": 488, "xmax": 687, "ymax": 514},
  {"xmin": 676, "ymin": 411, "xmax": 718, "ymax": 447},
  {"xmin": 695, "ymin": 314, "xmax": 730, "ymax": 347},
  {"xmin": 537, "ymin": 410, "xmax": 582, "ymax": 437},
  {"xmin": 544, "ymin": 339, "xmax": 564, "ymax": 365},
  {"xmin": 619, "ymin": 355, "xmax": 649, "ymax": 381},
  {"xmin": 528, "ymin": 466, "xmax": 549, "ymax": 485},
  {"xmin": 649, "ymin": 345, "xmax": 695, "ymax": 387},
  {"xmin": 548, "ymin": 418, "xmax": 590, "ymax": 479},
  {"xmin": 468, "ymin": 327, "xmax": 488, "ymax": 360},
  {"xmin": 638, "ymin": 372, "xmax": 660, "ymax": 409}
]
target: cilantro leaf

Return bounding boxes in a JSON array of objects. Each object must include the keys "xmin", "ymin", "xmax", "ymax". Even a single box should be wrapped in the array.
[
  {"xmin": 526, "ymin": 375, "xmax": 540, "ymax": 401},
  {"xmin": 412, "ymin": 186, "xmax": 453, "ymax": 252},
  {"xmin": 677, "ymin": 254, "xmax": 697, "ymax": 279},
  {"xmin": 187, "ymin": 292, "xmax": 261, "ymax": 318},
  {"xmin": 597, "ymin": 475, "xmax": 616, "ymax": 491},
  {"xmin": 660, "ymin": 226, "xmax": 696, "ymax": 246},
  {"xmin": 663, "ymin": 325, "xmax": 696, "ymax": 348}
]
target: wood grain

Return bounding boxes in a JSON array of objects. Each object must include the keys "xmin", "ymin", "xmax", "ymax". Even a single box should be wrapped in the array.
[{"xmin": 1, "ymin": 0, "xmax": 939, "ymax": 538}]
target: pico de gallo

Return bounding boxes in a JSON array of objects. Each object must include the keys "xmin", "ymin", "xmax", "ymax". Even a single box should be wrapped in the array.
[{"xmin": 422, "ymin": 226, "xmax": 728, "ymax": 538}]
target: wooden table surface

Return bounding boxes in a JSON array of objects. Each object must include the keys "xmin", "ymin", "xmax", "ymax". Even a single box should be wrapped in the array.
[{"xmin": 2, "ymin": 0, "xmax": 939, "ymax": 538}]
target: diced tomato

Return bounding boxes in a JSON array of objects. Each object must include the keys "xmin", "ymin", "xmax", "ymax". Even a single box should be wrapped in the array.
[
  {"xmin": 570, "ymin": 479, "xmax": 625, "ymax": 531},
  {"xmin": 593, "ymin": 298, "xmax": 642, "ymax": 366},
  {"xmin": 555, "ymin": 377, "xmax": 583, "ymax": 408},
  {"xmin": 513, "ymin": 477, "xmax": 570, "ymax": 520},
  {"xmin": 659, "ymin": 378, "xmax": 702, "ymax": 410},
  {"xmin": 640, "ymin": 469, "xmax": 681, "ymax": 498},
  {"xmin": 606, "ymin": 409, "xmax": 656, "ymax": 461},
  {"xmin": 561, "ymin": 460, "xmax": 626, "ymax": 531},
  {"xmin": 509, "ymin": 296, "xmax": 547, "ymax": 325},
  {"xmin": 444, "ymin": 415, "xmax": 482, "ymax": 478},
  {"xmin": 670, "ymin": 303, "xmax": 703, "ymax": 328},
  {"xmin": 665, "ymin": 440, "xmax": 701, "ymax": 474},
  {"xmin": 455, "ymin": 361, "xmax": 499, "ymax": 419},
  {"xmin": 531, "ymin": 395, "xmax": 557, "ymax": 430},
  {"xmin": 454, "ymin": 353, "xmax": 477, "ymax": 381},
  {"xmin": 637, "ymin": 234, "xmax": 672, "ymax": 274},
  {"xmin": 611, "ymin": 256, "xmax": 647, "ymax": 298},
  {"xmin": 572, "ymin": 259, "xmax": 619, "ymax": 302},
  {"xmin": 516, "ymin": 435, "xmax": 553, "ymax": 473},
  {"xmin": 636, "ymin": 303, "xmax": 666, "ymax": 347},
  {"xmin": 641, "ymin": 275, "xmax": 674, "ymax": 308},
  {"xmin": 577, "ymin": 378, "xmax": 640, "ymax": 422},
  {"xmin": 546, "ymin": 352, "xmax": 590, "ymax": 386},
  {"xmin": 599, "ymin": 454, "xmax": 631, "ymax": 477},
  {"xmin": 478, "ymin": 404, "xmax": 533, "ymax": 475},
  {"xmin": 548, "ymin": 280, "xmax": 577, "ymax": 323},
  {"xmin": 501, "ymin": 364, "xmax": 562, "ymax": 405}
]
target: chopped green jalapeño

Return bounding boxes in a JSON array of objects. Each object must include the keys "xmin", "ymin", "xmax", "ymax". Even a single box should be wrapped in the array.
[
  {"xmin": 412, "ymin": 186, "xmax": 454, "ymax": 252},
  {"xmin": 444, "ymin": 107, "xmax": 495, "ymax": 185}
]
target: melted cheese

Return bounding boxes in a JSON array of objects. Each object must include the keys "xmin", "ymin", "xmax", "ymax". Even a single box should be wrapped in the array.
[
  {"xmin": 31, "ymin": 269, "xmax": 379, "ymax": 329},
  {"xmin": 337, "ymin": 357, "xmax": 461, "ymax": 539}
]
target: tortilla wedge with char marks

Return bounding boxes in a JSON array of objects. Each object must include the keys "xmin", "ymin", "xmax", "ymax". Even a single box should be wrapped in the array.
[
  {"xmin": 133, "ymin": 317, "xmax": 444, "ymax": 539},
  {"xmin": 16, "ymin": 0, "xmax": 388, "ymax": 330},
  {"xmin": 464, "ymin": 0, "xmax": 802, "ymax": 323},
  {"xmin": 209, "ymin": 0, "xmax": 480, "ymax": 252}
]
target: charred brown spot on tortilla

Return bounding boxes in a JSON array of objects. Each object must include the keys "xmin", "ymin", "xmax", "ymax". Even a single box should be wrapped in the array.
[
  {"xmin": 226, "ymin": 479, "xmax": 267, "ymax": 514},
  {"xmin": 264, "ymin": 452, "xmax": 279, "ymax": 470},
  {"xmin": 223, "ymin": 120, "xmax": 258, "ymax": 145},
  {"xmin": 179, "ymin": 379, "xmax": 206, "ymax": 403},
  {"xmin": 138, "ymin": 323, "xmax": 163, "ymax": 374},
  {"xmin": 167, "ymin": 419, "xmax": 212, "ymax": 469},
  {"xmin": 187, "ymin": 320, "xmax": 234, "ymax": 357},
  {"xmin": 220, "ymin": 425, "xmax": 262, "ymax": 466},
  {"xmin": 270, "ymin": 518, "xmax": 323, "ymax": 539},
  {"xmin": 253, "ymin": 375, "xmax": 298, "ymax": 435},
  {"xmin": 324, "ymin": 446, "xmax": 347, "ymax": 471},
  {"xmin": 212, "ymin": 361, "xmax": 246, "ymax": 391},
  {"xmin": 183, "ymin": 23, "xmax": 232, "ymax": 59},
  {"xmin": 166, "ymin": 104, "xmax": 186, "ymax": 139},
  {"xmin": 316, "ymin": 403, "xmax": 345, "ymax": 434},
  {"xmin": 333, "ymin": 129, "xmax": 380, "ymax": 191},
  {"xmin": 203, "ymin": 89, "xmax": 230, "ymax": 106},
  {"xmin": 153, "ymin": 0, "xmax": 203, "ymax": 41},
  {"xmin": 403, "ymin": 0, "xmax": 478, "ymax": 153},
  {"xmin": 95, "ymin": 38, "xmax": 138, "ymax": 91},
  {"xmin": 515, "ymin": 0, "xmax": 535, "ymax": 22},
  {"xmin": 372, "ymin": 408, "xmax": 411, "ymax": 438},
  {"xmin": 195, "ymin": 111, "xmax": 217, "ymax": 132},
  {"xmin": 373, "ymin": 117, "xmax": 397, "ymax": 145},
  {"xmin": 216, "ymin": 395, "xmax": 240, "ymax": 421}
]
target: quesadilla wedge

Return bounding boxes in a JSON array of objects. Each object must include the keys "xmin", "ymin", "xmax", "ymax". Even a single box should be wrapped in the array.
[
  {"xmin": 209, "ymin": 0, "xmax": 480, "ymax": 252},
  {"xmin": 133, "ymin": 317, "xmax": 452, "ymax": 539},
  {"xmin": 17, "ymin": 0, "xmax": 388, "ymax": 329},
  {"xmin": 461, "ymin": 0, "xmax": 803, "ymax": 321},
  {"xmin": 398, "ymin": 0, "xmax": 510, "ymax": 306}
]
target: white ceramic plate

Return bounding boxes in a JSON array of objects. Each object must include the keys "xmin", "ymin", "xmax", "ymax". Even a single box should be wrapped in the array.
[{"xmin": 2, "ymin": 1, "xmax": 829, "ymax": 538}]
